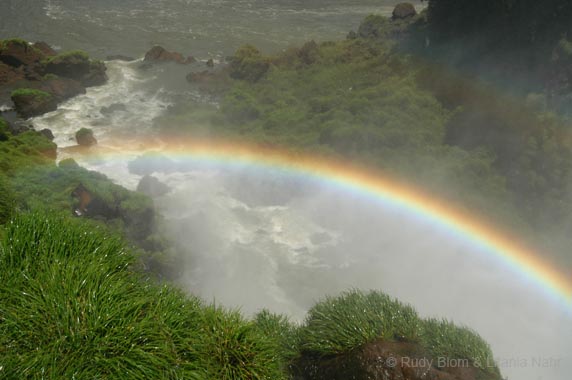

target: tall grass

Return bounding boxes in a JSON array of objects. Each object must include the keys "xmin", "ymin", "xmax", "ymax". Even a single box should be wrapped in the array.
[
  {"xmin": 0, "ymin": 212, "xmax": 284, "ymax": 379},
  {"xmin": 421, "ymin": 318, "xmax": 499, "ymax": 375}
]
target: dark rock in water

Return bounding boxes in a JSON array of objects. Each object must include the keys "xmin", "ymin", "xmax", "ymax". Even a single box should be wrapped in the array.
[
  {"xmin": 206, "ymin": 58, "xmax": 214, "ymax": 68},
  {"xmin": 75, "ymin": 127, "xmax": 97, "ymax": 146},
  {"xmin": 41, "ymin": 77, "xmax": 86, "ymax": 101},
  {"xmin": 144, "ymin": 46, "xmax": 189, "ymax": 64},
  {"xmin": 185, "ymin": 56, "xmax": 197, "ymax": 64},
  {"xmin": 392, "ymin": 3, "xmax": 417, "ymax": 19},
  {"xmin": 32, "ymin": 41, "xmax": 57, "ymax": 57},
  {"xmin": 11, "ymin": 89, "xmax": 58, "ymax": 118},
  {"xmin": 43, "ymin": 52, "xmax": 108, "ymax": 87},
  {"xmin": 137, "ymin": 175, "xmax": 170, "ymax": 197},
  {"xmin": 105, "ymin": 54, "xmax": 136, "ymax": 62},
  {"xmin": 0, "ymin": 39, "xmax": 44, "ymax": 67},
  {"xmin": 39, "ymin": 128, "xmax": 54, "ymax": 141},
  {"xmin": 100, "ymin": 103, "xmax": 127, "ymax": 115}
]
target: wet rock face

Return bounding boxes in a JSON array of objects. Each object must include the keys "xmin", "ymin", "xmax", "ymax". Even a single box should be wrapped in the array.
[
  {"xmin": 392, "ymin": 3, "xmax": 417, "ymax": 20},
  {"xmin": 143, "ymin": 45, "xmax": 194, "ymax": 64}
]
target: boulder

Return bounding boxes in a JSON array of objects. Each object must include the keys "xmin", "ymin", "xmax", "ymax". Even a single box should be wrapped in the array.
[
  {"xmin": 136, "ymin": 175, "xmax": 170, "ymax": 197},
  {"xmin": 206, "ymin": 58, "xmax": 214, "ymax": 68},
  {"xmin": 32, "ymin": 41, "xmax": 57, "ymax": 57},
  {"xmin": 75, "ymin": 127, "xmax": 97, "ymax": 146},
  {"xmin": 100, "ymin": 102, "xmax": 127, "ymax": 115},
  {"xmin": 144, "ymin": 46, "xmax": 187, "ymax": 64},
  {"xmin": 0, "ymin": 39, "xmax": 44, "ymax": 67},
  {"xmin": 39, "ymin": 128, "xmax": 54, "ymax": 141},
  {"xmin": 11, "ymin": 89, "xmax": 58, "ymax": 118},
  {"xmin": 43, "ymin": 51, "xmax": 108, "ymax": 87},
  {"xmin": 392, "ymin": 3, "xmax": 417, "ymax": 20}
]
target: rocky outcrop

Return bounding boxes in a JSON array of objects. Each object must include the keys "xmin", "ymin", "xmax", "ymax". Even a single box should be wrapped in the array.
[
  {"xmin": 11, "ymin": 89, "xmax": 58, "ymax": 118},
  {"xmin": 75, "ymin": 128, "xmax": 97, "ymax": 146},
  {"xmin": 144, "ymin": 46, "xmax": 195, "ymax": 64},
  {"xmin": 392, "ymin": 3, "xmax": 417, "ymax": 20},
  {"xmin": 32, "ymin": 41, "xmax": 57, "ymax": 57},
  {"xmin": 137, "ymin": 175, "xmax": 170, "ymax": 197},
  {"xmin": 43, "ymin": 52, "xmax": 107, "ymax": 87},
  {"xmin": 0, "ymin": 39, "xmax": 44, "ymax": 67},
  {"xmin": 0, "ymin": 39, "xmax": 108, "ymax": 116}
]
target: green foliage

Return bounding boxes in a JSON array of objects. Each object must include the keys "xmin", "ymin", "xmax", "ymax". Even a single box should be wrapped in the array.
[
  {"xmin": 43, "ymin": 49, "xmax": 90, "ymax": 64},
  {"xmin": 421, "ymin": 318, "xmax": 499, "ymax": 375},
  {"xmin": 0, "ymin": 38, "xmax": 29, "ymax": 51},
  {"xmin": 300, "ymin": 290, "xmax": 421, "ymax": 355},
  {"xmin": 42, "ymin": 73, "xmax": 59, "ymax": 81},
  {"xmin": 229, "ymin": 44, "xmax": 271, "ymax": 82},
  {"xmin": 254, "ymin": 309, "xmax": 301, "ymax": 362},
  {"xmin": 10, "ymin": 88, "xmax": 52, "ymax": 100},
  {"xmin": 75, "ymin": 127, "xmax": 94, "ymax": 139},
  {"xmin": 197, "ymin": 306, "xmax": 287, "ymax": 379}
]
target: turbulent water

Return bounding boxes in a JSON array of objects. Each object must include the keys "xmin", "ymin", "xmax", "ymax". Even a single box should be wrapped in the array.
[{"xmin": 2, "ymin": 1, "xmax": 572, "ymax": 380}]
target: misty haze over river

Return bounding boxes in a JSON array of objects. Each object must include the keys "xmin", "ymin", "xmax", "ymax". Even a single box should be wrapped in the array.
[{"xmin": 1, "ymin": 1, "xmax": 571, "ymax": 380}]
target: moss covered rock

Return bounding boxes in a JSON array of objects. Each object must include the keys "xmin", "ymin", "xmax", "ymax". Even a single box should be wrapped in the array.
[
  {"xmin": 10, "ymin": 88, "xmax": 57, "ymax": 118},
  {"xmin": 75, "ymin": 127, "xmax": 97, "ymax": 146},
  {"xmin": 43, "ymin": 51, "xmax": 107, "ymax": 87}
]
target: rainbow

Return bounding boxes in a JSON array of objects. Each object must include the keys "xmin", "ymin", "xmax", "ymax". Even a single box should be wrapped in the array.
[{"xmin": 73, "ymin": 138, "xmax": 572, "ymax": 308}]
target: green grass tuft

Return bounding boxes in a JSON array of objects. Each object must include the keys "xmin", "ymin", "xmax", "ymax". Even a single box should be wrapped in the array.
[
  {"xmin": 300, "ymin": 289, "xmax": 421, "ymax": 355},
  {"xmin": 10, "ymin": 88, "xmax": 52, "ymax": 100},
  {"xmin": 421, "ymin": 318, "xmax": 499, "ymax": 375}
]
